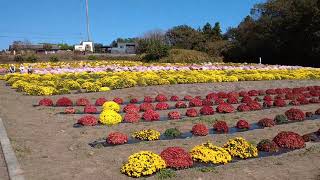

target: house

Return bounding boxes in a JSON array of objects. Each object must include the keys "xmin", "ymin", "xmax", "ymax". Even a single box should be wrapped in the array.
[
  {"xmin": 109, "ymin": 42, "xmax": 137, "ymax": 54},
  {"xmin": 74, "ymin": 41, "xmax": 94, "ymax": 52},
  {"xmin": 9, "ymin": 43, "xmax": 60, "ymax": 55}
]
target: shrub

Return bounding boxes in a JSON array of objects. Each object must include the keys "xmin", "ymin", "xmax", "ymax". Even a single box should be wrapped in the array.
[
  {"xmin": 161, "ymin": 48, "xmax": 222, "ymax": 63},
  {"xmin": 164, "ymin": 128, "xmax": 182, "ymax": 138},
  {"xmin": 26, "ymin": 54, "xmax": 38, "ymax": 63},
  {"xmin": 186, "ymin": 108, "xmax": 198, "ymax": 117},
  {"xmin": 38, "ymin": 98, "xmax": 53, "ymax": 106},
  {"xmin": 139, "ymin": 39, "xmax": 169, "ymax": 62},
  {"xmin": 175, "ymin": 101, "xmax": 187, "ymax": 108},
  {"xmin": 258, "ymin": 118, "xmax": 275, "ymax": 127},
  {"xmin": 99, "ymin": 110, "xmax": 122, "ymax": 126},
  {"xmin": 168, "ymin": 111, "xmax": 181, "ymax": 120},
  {"xmin": 257, "ymin": 139, "xmax": 279, "ymax": 152},
  {"xmin": 133, "ymin": 129, "xmax": 161, "ymax": 141},
  {"xmin": 189, "ymin": 98, "xmax": 203, "ymax": 107},
  {"xmin": 156, "ymin": 169, "xmax": 177, "ymax": 179},
  {"xmin": 236, "ymin": 120, "xmax": 250, "ymax": 130},
  {"xmin": 123, "ymin": 104, "xmax": 140, "ymax": 113},
  {"xmin": 139, "ymin": 103, "xmax": 154, "ymax": 112},
  {"xmin": 95, "ymin": 97, "xmax": 107, "ymax": 106},
  {"xmin": 77, "ymin": 115, "xmax": 98, "ymax": 126},
  {"xmin": 142, "ymin": 109, "xmax": 160, "ymax": 121},
  {"xmin": 285, "ymin": 108, "xmax": 305, "ymax": 121},
  {"xmin": 274, "ymin": 114, "xmax": 288, "ymax": 124},
  {"xmin": 155, "ymin": 102, "xmax": 170, "ymax": 110},
  {"xmin": 107, "ymin": 132, "xmax": 128, "ymax": 145},
  {"xmin": 155, "ymin": 94, "xmax": 168, "ymax": 102},
  {"xmin": 102, "ymin": 101, "xmax": 121, "ymax": 112},
  {"xmin": 192, "ymin": 123, "xmax": 209, "ymax": 136},
  {"xmin": 14, "ymin": 55, "xmax": 24, "ymax": 62},
  {"xmin": 88, "ymin": 55, "xmax": 97, "ymax": 60},
  {"xmin": 56, "ymin": 97, "xmax": 73, "ymax": 106},
  {"xmin": 76, "ymin": 98, "xmax": 91, "ymax": 106},
  {"xmin": 216, "ymin": 103, "xmax": 235, "ymax": 113},
  {"xmin": 213, "ymin": 121, "xmax": 229, "ymax": 133},
  {"xmin": 121, "ymin": 151, "xmax": 166, "ymax": 177},
  {"xmin": 160, "ymin": 147, "xmax": 193, "ymax": 169},
  {"xmin": 190, "ymin": 142, "xmax": 232, "ymax": 164},
  {"xmin": 84, "ymin": 105, "xmax": 97, "ymax": 114},
  {"xmin": 200, "ymin": 106, "xmax": 215, "ymax": 115},
  {"xmin": 224, "ymin": 137, "xmax": 258, "ymax": 159},
  {"xmin": 273, "ymin": 131, "xmax": 305, "ymax": 149},
  {"xmin": 49, "ymin": 55, "xmax": 59, "ymax": 62},
  {"xmin": 124, "ymin": 112, "xmax": 141, "ymax": 123}
]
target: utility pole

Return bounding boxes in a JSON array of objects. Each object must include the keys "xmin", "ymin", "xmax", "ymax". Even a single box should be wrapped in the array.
[{"xmin": 85, "ymin": 0, "xmax": 91, "ymax": 41}]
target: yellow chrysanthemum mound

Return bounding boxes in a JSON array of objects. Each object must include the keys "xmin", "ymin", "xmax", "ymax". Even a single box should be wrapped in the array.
[
  {"xmin": 99, "ymin": 109, "xmax": 122, "ymax": 126},
  {"xmin": 102, "ymin": 101, "xmax": 121, "ymax": 112},
  {"xmin": 132, "ymin": 129, "xmax": 161, "ymax": 141},
  {"xmin": 223, "ymin": 137, "xmax": 258, "ymax": 159},
  {"xmin": 121, "ymin": 151, "xmax": 166, "ymax": 178},
  {"xmin": 190, "ymin": 142, "xmax": 232, "ymax": 164}
]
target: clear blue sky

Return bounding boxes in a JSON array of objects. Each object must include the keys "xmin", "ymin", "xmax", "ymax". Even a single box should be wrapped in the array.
[{"xmin": 0, "ymin": 0, "xmax": 264, "ymax": 50}]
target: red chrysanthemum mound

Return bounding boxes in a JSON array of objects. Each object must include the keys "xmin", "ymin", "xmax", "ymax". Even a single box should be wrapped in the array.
[
  {"xmin": 239, "ymin": 91, "xmax": 249, "ymax": 97},
  {"xmin": 247, "ymin": 101, "xmax": 262, "ymax": 111},
  {"xmin": 216, "ymin": 103, "xmax": 235, "ymax": 113},
  {"xmin": 124, "ymin": 112, "xmax": 140, "ymax": 123},
  {"xmin": 258, "ymin": 90, "xmax": 266, "ymax": 95},
  {"xmin": 266, "ymin": 89, "xmax": 277, "ymax": 95},
  {"xmin": 263, "ymin": 95, "xmax": 273, "ymax": 101},
  {"xmin": 143, "ymin": 96, "xmax": 153, "ymax": 103},
  {"xmin": 170, "ymin": 95, "xmax": 180, "ymax": 101},
  {"xmin": 248, "ymin": 90, "xmax": 259, "ymax": 96},
  {"xmin": 139, "ymin": 103, "xmax": 154, "ymax": 112},
  {"xmin": 257, "ymin": 139, "xmax": 279, "ymax": 152},
  {"xmin": 285, "ymin": 93, "xmax": 303, "ymax": 100},
  {"xmin": 305, "ymin": 112, "xmax": 313, "ymax": 118},
  {"xmin": 241, "ymin": 96, "xmax": 253, "ymax": 103},
  {"xmin": 202, "ymin": 99, "xmax": 214, "ymax": 106},
  {"xmin": 214, "ymin": 98, "xmax": 225, "ymax": 105},
  {"xmin": 273, "ymin": 131, "xmax": 305, "ymax": 149},
  {"xmin": 123, "ymin": 104, "xmax": 140, "ymax": 113},
  {"xmin": 285, "ymin": 108, "xmax": 305, "ymax": 121},
  {"xmin": 107, "ymin": 132, "xmax": 128, "ymax": 145},
  {"xmin": 95, "ymin": 97, "xmax": 107, "ymax": 106},
  {"xmin": 184, "ymin": 95, "xmax": 193, "ymax": 101},
  {"xmin": 206, "ymin": 93, "xmax": 218, "ymax": 100},
  {"xmin": 77, "ymin": 115, "xmax": 98, "ymax": 126},
  {"xmin": 237, "ymin": 104, "xmax": 251, "ymax": 112},
  {"xmin": 155, "ymin": 102, "xmax": 170, "ymax": 110},
  {"xmin": 142, "ymin": 109, "xmax": 160, "ymax": 121},
  {"xmin": 258, "ymin": 118, "xmax": 275, "ymax": 127},
  {"xmin": 236, "ymin": 120, "xmax": 250, "ymax": 130},
  {"xmin": 65, "ymin": 107, "xmax": 76, "ymax": 114},
  {"xmin": 76, "ymin": 98, "xmax": 90, "ymax": 106},
  {"xmin": 228, "ymin": 92, "xmax": 239, "ymax": 99},
  {"xmin": 160, "ymin": 147, "xmax": 193, "ymax": 169},
  {"xmin": 315, "ymin": 108, "xmax": 320, "ymax": 115},
  {"xmin": 175, "ymin": 101, "xmax": 187, "ymax": 108},
  {"xmin": 192, "ymin": 123, "xmax": 209, "ymax": 136},
  {"xmin": 273, "ymin": 99, "xmax": 287, "ymax": 107},
  {"xmin": 200, "ymin": 106, "xmax": 214, "ymax": 115},
  {"xmin": 155, "ymin": 94, "xmax": 168, "ymax": 102},
  {"xmin": 298, "ymin": 97, "xmax": 309, "ymax": 105},
  {"xmin": 130, "ymin": 98, "xmax": 138, "ymax": 103},
  {"xmin": 309, "ymin": 98, "xmax": 320, "ymax": 104},
  {"xmin": 263, "ymin": 100, "xmax": 273, "ymax": 108},
  {"xmin": 113, "ymin": 97, "xmax": 123, "ymax": 104},
  {"xmin": 217, "ymin": 92, "xmax": 228, "ymax": 98},
  {"xmin": 84, "ymin": 105, "xmax": 97, "ymax": 114},
  {"xmin": 168, "ymin": 111, "xmax": 181, "ymax": 120},
  {"xmin": 56, "ymin": 97, "xmax": 73, "ymax": 107},
  {"xmin": 39, "ymin": 98, "xmax": 53, "ymax": 106},
  {"xmin": 186, "ymin": 108, "xmax": 198, "ymax": 117},
  {"xmin": 227, "ymin": 96, "xmax": 239, "ymax": 104},
  {"xmin": 274, "ymin": 95, "xmax": 285, "ymax": 100},
  {"xmin": 189, "ymin": 98, "xmax": 203, "ymax": 107},
  {"xmin": 213, "ymin": 121, "xmax": 229, "ymax": 133}
]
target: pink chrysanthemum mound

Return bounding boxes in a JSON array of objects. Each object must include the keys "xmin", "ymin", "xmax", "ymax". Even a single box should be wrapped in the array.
[
  {"xmin": 170, "ymin": 96, "xmax": 180, "ymax": 101},
  {"xmin": 76, "ymin": 98, "xmax": 90, "ymax": 106},
  {"xmin": 139, "ymin": 103, "xmax": 154, "ymax": 112},
  {"xmin": 124, "ymin": 112, "xmax": 140, "ymax": 123},
  {"xmin": 200, "ymin": 106, "xmax": 214, "ymax": 115},
  {"xmin": 113, "ymin": 97, "xmax": 123, "ymax": 104},
  {"xmin": 84, "ymin": 105, "xmax": 97, "ymax": 114},
  {"xmin": 155, "ymin": 102, "xmax": 170, "ymax": 110},
  {"xmin": 189, "ymin": 98, "xmax": 203, "ymax": 107},
  {"xmin": 123, "ymin": 104, "xmax": 140, "ymax": 113},
  {"xmin": 143, "ymin": 96, "xmax": 153, "ymax": 103},
  {"xmin": 175, "ymin": 101, "xmax": 187, "ymax": 108},
  {"xmin": 186, "ymin": 108, "xmax": 198, "ymax": 117},
  {"xmin": 142, "ymin": 109, "xmax": 160, "ymax": 121},
  {"xmin": 216, "ymin": 103, "xmax": 235, "ymax": 113},
  {"xmin": 168, "ymin": 111, "xmax": 181, "ymax": 120},
  {"xmin": 236, "ymin": 119, "xmax": 250, "ymax": 130},
  {"xmin": 107, "ymin": 132, "xmax": 128, "ymax": 145},
  {"xmin": 192, "ymin": 123, "xmax": 209, "ymax": 136},
  {"xmin": 155, "ymin": 94, "xmax": 168, "ymax": 102},
  {"xmin": 56, "ymin": 97, "xmax": 73, "ymax": 107},
  {"xmin": 95, "ymin": 97, "xmax": 107, "ymax": 106}
]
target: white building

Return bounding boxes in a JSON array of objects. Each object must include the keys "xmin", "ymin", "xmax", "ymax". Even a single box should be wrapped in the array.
[{"xmin": 74, "ymin": 41, "xmax": 94, "ymax": 52}]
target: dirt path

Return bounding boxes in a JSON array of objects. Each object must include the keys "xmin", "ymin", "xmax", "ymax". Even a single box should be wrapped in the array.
[
  {"xmin": 0, "ymin": 146, "xmax": 9, "ymax": 180},
  {"xmin": 0, "ymin": 80, "xmax": 319, "ymax": 180}
]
